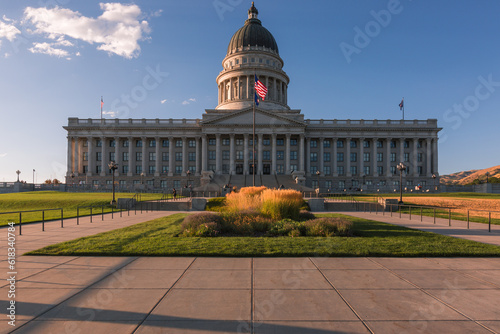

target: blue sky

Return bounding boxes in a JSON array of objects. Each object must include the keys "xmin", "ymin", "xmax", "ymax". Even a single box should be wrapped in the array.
[{"xmin": 0, "ymin": 0, "xmax": 499, "ymax": 182}]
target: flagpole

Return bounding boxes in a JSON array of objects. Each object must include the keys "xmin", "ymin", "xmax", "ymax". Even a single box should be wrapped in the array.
[
  {"xmin": 402, "ymin": 97, "xmax": 405, "ymax": 121},
  {"xmin": 100, "ymin": 96, "xmax": 103, "ymax": 120},
  {"xmin": 252, "ymin": 72, "xmax": 256, "ymax": 187}
]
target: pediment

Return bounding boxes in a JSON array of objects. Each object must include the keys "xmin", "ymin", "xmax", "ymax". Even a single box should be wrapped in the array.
[{"xmin": 202, "ymin": 108, "xmax": 304, "ymax": 127}]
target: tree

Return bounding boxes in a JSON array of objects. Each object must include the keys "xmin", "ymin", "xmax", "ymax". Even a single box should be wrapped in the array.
[{"xmin": 44, "ymin": 179, "xmax": 52, "ymax": 184}]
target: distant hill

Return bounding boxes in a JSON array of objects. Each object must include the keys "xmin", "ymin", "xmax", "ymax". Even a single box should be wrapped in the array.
[{"xmin": 441, "ymin": 165, "xmax": 500, "ymax": 185}]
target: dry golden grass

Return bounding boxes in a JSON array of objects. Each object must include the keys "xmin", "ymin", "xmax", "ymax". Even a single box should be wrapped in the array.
[{"xmin": 402, "ymin": 197, "xmax": 500, "ymax": 219}]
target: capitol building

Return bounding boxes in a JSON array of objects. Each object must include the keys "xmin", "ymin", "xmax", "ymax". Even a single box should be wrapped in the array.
[{"xmin": 64, "ymin": 3, "xmax": 441, "ymax": 192}]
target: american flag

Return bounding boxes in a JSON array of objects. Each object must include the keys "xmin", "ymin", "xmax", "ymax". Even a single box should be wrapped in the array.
[
  {"xmin": 399, "ymin": 98, "xmax": 404, "ymax": 110},
  {"xmin": 255, "ymin": 75, "xmax": 267, "ymax": 101}
]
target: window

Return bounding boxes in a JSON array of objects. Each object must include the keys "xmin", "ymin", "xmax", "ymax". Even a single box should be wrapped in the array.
[
  {"xmin": 149, "ymin": 140, "xmax": 156, "ymax": 147},
  {"xmin": 310, "ymin": 152, "xmax": 317, "ymax": 162},
  {"xmin": 324, "ymin": 152, "xmax": 330, "ymax": 162},
  {"xmin": 149, "ymin": 166, "xmax": 155, "ymax": 174},
  {"xmin": 417, "ymin": 140, "xmax": 423, "ymax": 148},
  {"xmin": 236, "ymin": 139, "xmax": 243, "ymax": 146},
  {"xmin": 310, "ymin": 166, "xmax": 318, "ymax": 174},
  {"xmin": 93, "ymin": 180, "xmax": 99, "ymax": 185},
  {"xmin": 110, "ymin": 140, "xmax": 115, "ymax": 147},
  {"xmin": 277, "ymin": 151, "xmax": 284, "ymax": 160},
  {"xmin": 136, "ymin": 152, "xmax": 142, "ymax": 161},
  {"xmin": 337, "ymin": 166, "xmax": 344, "ymax": 175},
  {"xmin": 83, "ymin": 166, "xmax": 88, "ymax": 173},
  {"xmin": 263, "ymin": 139, "xmax": 270, "ymax": 146},
  {"xmin": 352, "ymin": 180, "xmax": 359, "ymax": 187},
  {"xmin": 377, "ymin": 166, "xmax": 384, "ymax": 175},
  {"xmin": 363, "ymin": 153, "xmax": 370, "ymax": 162},
  {"xmin": 96, "ymin": 152, "xmax": 102, "ymax": 161},
  {"xmin": 136, "ymin": 140, "xmax": 142, "ymax": 147},
  {"xmin": 290, "ymin": 139, "xmax": 297, "ymax": 146},
  {"xmin": 123, "ymin": 152, "xmax": 129, "ymax": 162},
  {"xmin": 176, "ymin": 140, "xmax": 182, "ymax": 147},
  {"xmin": 109, "ymin": 152, "xmax": 115, "ymax": 162},
  {"xmin": 222, "ymin": 150, "xmax": 230, "ymax": 160},
  {"xmin": 189, "ymin": 140, "xmax": 196, "ymax": 148},
  {"xmin": 149, "ymin": 152, "xmax": 156, "ymax": 161},
  {"xmin": 337, "ymin": 140, "xmax": 344, "ymax": 148},
  {"xmin": 377, "ymin": 153, "xmax": 383, "ymax": 162},
  {"xmin": 364, "ymin": 166, "xmax": 370, "ymax": 175},
  {"xmin": 209, "ymin": 151, "xmax": 216, "ymax": 160},
  {"xmin": 123, "ymin": 140, "xmax": 129, "ymax": 147},
  {"xmin": 243, "ymin": 58, "xmax": 247, "ymax": 63},
  {"xmin": 175, "ymin": 152, "xmax": 182, "ymax": 161},
  {"xmin": 418, "ymin": 166, "xmax": 423, "ymax": 175},
  {"xmin": 324, "ymin": 166, "xmax": 331, "ymax": 175},
  {"xmin": 83, "ymin": 141, "xmax": 88, "ymax": 147},
  {"xmin": 404, "ymin": 153, "xmax": 410, "ymax": 162},
  {"xmin": 404, "ymin": 140, "xmax": 410, "ymax": 148},
  {"xmin": 391, "ymin": 166, "xmax": 397, "ymax": 174},
  {"xmin": 290, "ymin": 164, "xmax": 298, "ymax": 172},
  {"xmin": 325, "ymin": 180, "xmax": 332, "ymax": 189},
  {"xmin": 339, "ymin": 180, "xmax": 345, "ymax": 189},
  {"xmin": 136, "ymin": 165, "xmax": 142, "ymax": 174},
  {"xmin": 222, "ymin": 164, "xmax": 229, "ymax": 174},
  {"xmin": 96, "ymin": 139, "xmax": 102, "ymax": 147},
  {"xmin": 189, "ymin": 166, "xmax": 196, "ymax": 173},
  {"xmin": 310, "ymin": 140, "xmax": 317, "ymax": 148},
  {"xmin": 162, "ymin": 166, "xmax": 168, "ymax": 173},
  {"xmin": 290, "ymin": 151, "xmax": 297, "ymax": 160},
  {"xmin": 390, "ymin": 153, "xmax": 396, "ymax": 162},
  {"xmin": 235, "ymin": 59, "xmax": 239, "ymax": 65},
  {"xmin": 277, "ymin": 138, "xmax": 284, "ymax": 146},
  {"xmin": 311, "ymin": 180, "xmax": 318, "ymax": 189},
  {"xmin": 337, "ymin": 153, "xmax": 344, "ymax": 162},
  {"xmin": 406, "ymin": 180, "xmax": 413, "ymax": 186},
  {"xmin": 377, "ymin": 140, "xmax": 383, "ymax": 148},
  {"xmin": 236, "ymin": 151, "xmax": 244, "ymax": 160},
  {"xmin": 350, "ymin": 166, "xmax": 357, "ymax": 175},
  {"xmin": 363, "ymin": 140, "xmax": 370, "ymax": 148},
  {"xmin": 248, "ymin": 151, "xmax": 253, "ymax": 160},
  {"xmin": 175, "ymin": 166, "xmax": 182, "ymax": 174},
  {"xmin": 83, "ymin": 152, "xmax": 88, "ymax": 161},
  {"xmin": 160, "ymin": 180, "xmax": 167, "ymax": 188},
  {"xmin": 350, "ymin": 140, "xmax": 357, "ymax": 148},
  {"xmin": 162, "ymin": 140, "xmax": 169, "ymax": 147},
  {"xmin": 189, "ymin": 152, "xmax": 196, "ymax": 161},
  {"xmin": 96, "ymin": 165, "xmax": 101, "ymax": 174},
  {"xmin": 222, "ymin": 138, "xmax": 230, "ymax": 146},
  {"xmin": 277, "ymin": 164, "xmax": 284, "ymax": 174},
  {"xmin": 122, "ymin": 165, "xmax": 128, "ymax": 174},
  {"xmin": 323, "ymin": 140, "xmax": 331, "ymax": 148},
  {"xmin": 350, "ymin": 153, "xmax": 357, "ymax": 162},
  {"xmin": 263, "ymin": 151, "xmax": 271, "ymax": 160},
  {"xmin": 417, "ymin": 153, "xmax": 423, "ymax": 162},
  {"xmin": 162, "ymin": 152, "xmax": 169, "ymax": 161},
  {"xmin": 406, "ymin": 167, "xmax": 410, "ymax": 175},
  {"xmin": 390, "ymin": 140, "xmax": 396, "ymax": 148},
  {"xmin": 209, "ymin": 138, "xmax": 216, "ymax": 145}
]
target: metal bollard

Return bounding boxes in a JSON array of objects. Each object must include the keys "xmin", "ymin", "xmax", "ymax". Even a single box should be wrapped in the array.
[
  {"xmin": 90, "ymin": 207, "xmax": 93, "ymax": 223},
  {"xmin": 42, "ymin": 211, "xmax": 45, "ymax": 232},
  {"xmin": 77, "ymin": 207, "xmax": 79, "ymax": 225},
  {"xmin": 467, "ymin": 210, "xmax": 469, "ymax": 229},
  {"xmin": 448, "ymin": 209, "xmax": 451, "ymax": 226},
  {"xmin": 61, "ymin": 209, "xmax": 64, "ymax": 228},
  {"xmin": 101, "ymin": 206, "xmax": 104, "ymax": 221},
  {"xmin": 19, "ymin": 212, "xmax": 22, "ymax": 235}
]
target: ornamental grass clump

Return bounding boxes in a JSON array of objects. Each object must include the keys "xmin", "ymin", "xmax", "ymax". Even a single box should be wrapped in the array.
[
  {"xmin": 181, "ymin": 212, "xmax": 222, "ymax": 237},
  {"xmin": 304, "ymin": 217, "xmax": 353, "ymax": 237},
  {"xmin": 260, "ymin": 189, "xmax": 303, "ymax": 220},
  {"xmin": 225, "ymin": 186, "xmax": 266, "ymax": 212}
]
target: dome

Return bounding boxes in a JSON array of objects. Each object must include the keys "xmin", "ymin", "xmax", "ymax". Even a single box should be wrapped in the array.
[{"xmin": 227, "ymin": 3, "xmax": 279, "ymax": 55}]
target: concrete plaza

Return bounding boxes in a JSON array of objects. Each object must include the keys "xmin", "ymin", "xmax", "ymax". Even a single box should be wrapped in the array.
[{"xmin": 0, "ymin": 210, "xmax": 499, "ymax": 333}]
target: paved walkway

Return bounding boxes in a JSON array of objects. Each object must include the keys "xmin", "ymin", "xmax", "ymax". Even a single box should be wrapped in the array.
[{"xmin": 339, "ymin": 211, "xmax": 500, "ymax": 246}]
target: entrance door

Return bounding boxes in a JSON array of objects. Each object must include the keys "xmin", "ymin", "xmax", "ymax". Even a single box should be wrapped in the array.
[
  {"xmin": 236, "ymin": 164, "xmax": 243, "ymax": 175},
  {"xmin": 263, "ymin": 164, "xmax": 271, "ymax": 175}
]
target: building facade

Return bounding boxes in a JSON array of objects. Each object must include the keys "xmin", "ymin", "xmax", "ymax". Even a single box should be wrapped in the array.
[{"xmin": 64, "ymin": 3, "xmax": 441, "ymax": 192}]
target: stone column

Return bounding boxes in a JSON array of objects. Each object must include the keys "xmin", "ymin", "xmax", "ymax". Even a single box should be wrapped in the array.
[
  {"xmin": 73, "ymin": 137, "xmax": 79, "ymax": 174},
  {"xmin": 230, "ymin": 134, "xmax": 235, "ymax": 174},
  {"xmin": 299, "ymin": 135, "xmax": 305, "ymax": 172},
  {"xmin": 182, "ymin": 137, "xmax": 187, "ymax": 176},
  {"xmin": 127, "ymin": 137, "xmax": 133, "ymax": 176},
  {"xmin": 201, "ymin": 135, "xmax": 207, "ymax": 173},
  {"xmin": 215, "ymin": 134, "xmax": 221, "ymax": 174},
  {"xmin": 372, "ymin": 138, "xmax": 378, "ymax": 177},
  {"xmin": 247, "ymin": 76, "xmax": 250, "ymax": 100},
  {"xmin": 100, "ymin": 137, "xmax": 106, "ymax": 176},
  {"xmin": 114, "ymin": 137, "xmax": 121, "ymax": 176},
  {"xmin": 271, "ymin": 134, "xmax": 277, "ymax": 174},
  {"xmin": 346, "ymin": 137, "xmax": 351, "ymax": 177},
  {"xmin": 426, "ymin": 138, "xmax": 432, "ymax": 176},
  {"xmin": 168, "ymin": 137, "xmax": 174, "ymax": 176},
  {"xmin": 196, "ymin": 136, "xmax": 201, "ymax": 176},
  {"xmin": 333, "ymin": 138, "xmax": 338, "ymax": 177},
  {"xmin": 432, "ymin": 138, "xmax": 438, "ymax": 175},
  {"xmin": 386, "ymin": 138, "xmax": 392, "ymax": 177},
  {"xmin": 413, "ymin": 138, "xmax": 418, "ymax": 177},
  {"xmin": 67, "ymin": 136, "xmax": 73, "ymax": 176},
  {"xmin": 78, "ymin": 138, "xmax": 83, "ymax": 174},
  {"xmin": 305, "ymin": 137, "xmax": 311, "ymax": 175},
  {"xmin": 319, "ymin": 138, "xmax": 324, "ymax": 175},
  {"xmin": 141, "ymin": 137, "xmax": 147, "ymax": 175},
  {"xmin": 87, "ymin": 137, "xmax": 93, "ymax": 176},
  {"xmin": 155, "ymin": 137, "xmax": 160, "ymax": 177},
  {"xmin": 243, "ymin": 134, "xmax": 249, "ymax": 175},
  {"xmin": 359, "ymin": 138, "xmax": 365, "ymax": 176},
  {"xmin": 285, "ymin": 134, "xmax": 291, "ymax": 174},
  {"xmin": 257, "ymin": 133, "xmax": 263, "ymax": 174},
  {"xmin": 399, "ymin": 138, "xmax": 405, "ymax": 165}
]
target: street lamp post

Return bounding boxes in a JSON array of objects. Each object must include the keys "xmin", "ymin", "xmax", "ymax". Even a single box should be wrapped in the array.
[
  {"xmin": 186, "ymin": 170, "xmax": 191, "ymax": 188},
  {"xmin": 108, "ymin": 161, "xmax": 118, "ymax": 206},
  {"xmin": 32, "ymin": 169, "xmax": 35, "ymax": 190},
  {"xmin": 486, "ymin": 172, "xmax": 490, "ymax": 184},
  {"xmin": 397, "ymin": 162, "xmax": 407, "ymax": 204},
  {"xmin": 316, "ymin": 170, "xmax": 321, "ymax": 197},
  {"xmin": 70, "ymin": 173, "xmax": 75, "ymax": 189},
  {"xmin": 16, "ymin": 170, "xmax": 21, "ymax": 182},
  {"xmin": 140, "ymin": 172, "xmax": 145, "ymax": 184},
  {"xmin": 432, "ymin": 174, "xmax": 436, "ymax": 192}
]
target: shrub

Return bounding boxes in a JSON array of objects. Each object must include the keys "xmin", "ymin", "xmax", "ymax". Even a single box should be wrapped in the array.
[
  {"xmin": 260, "ymin": 189, "xmax": 303, "ymax": 220},
  {"xmin": 267, "ymin": 219, "xmax": 304, "ymax": 237},
  {"xmin": 220, "ymin": 211, "xmax": 272, "ymax": 235},
  {"xmin": 181, "ymin": 212, "xmax": 222, "ymax": 237},
  {"xmin": 206, "ymin": 197, "xmax": 227, "ymax": 212},
  {"xmin": 304, "ymin": 218, "xmax": 353, "ymax": 237},
  {"xmin": 225, "ymin": 187, "xmax": 266, "ymax": 212},
  {"xmin": 298, "ymin": 210, "xmax": 315, "ymax": 221}
]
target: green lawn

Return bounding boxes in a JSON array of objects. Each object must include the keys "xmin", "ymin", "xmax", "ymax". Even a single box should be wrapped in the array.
[
  {"xmin": 353, "ymin": 192, "xmax": 500, "ymax": 200},
  {"xmin": 0, "ymin": 191, "xmax": 165, "ymax": 226},
  {"xmin": 26, "ymin": 213, "xmax": 500, "ymax": 257}
]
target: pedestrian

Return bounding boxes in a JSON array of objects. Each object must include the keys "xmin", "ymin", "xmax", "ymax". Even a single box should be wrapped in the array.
[{"xmin": 172, "ymin": 188, "xmax": 177, "ymax": 201}]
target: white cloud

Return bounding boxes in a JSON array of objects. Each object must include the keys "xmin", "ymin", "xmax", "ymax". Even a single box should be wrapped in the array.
[
  {"xmin": 161, "ymin": 99, "xmax": 167, "ymax": 104},
  {"xmin": 182, "ymin": 98, "xmax": 196, "ymax": 105},
  {"xmin": 0, "ymin": 153, "xmax": 7, "ymax": 158},
  {"xmin": 4, "ymin": 52, "xmax": 10, "ymax": 58},
  {"xmin": 28, "ymin": 42, "xmax": 69, "ymax": 57},
  {"xmin": 102, "ymin": 110, "xmax": 118, "ymax": 118},
  {"xmin": 189, "ymin": 98, "xmax": 196, "ymax": 102},
  {"xmin": 182, "ymin": 100, "xmax": 190, "ymax": 105},
  {"xmin": 2, "ymin": 15, "xmax": 13, "ymax": 22},
  {"xmin": 0, "ymin": 20, "xmax": 21, "ymax": 41},
  {"xmin": 151, "ymin": 9, "xmax": 163, "ymax": 18},
  {"xmin": 24, "ymin": 3, "xmax": 151, "ymax": 59},
  {"xmin": 75, "ymin": 51, "xmax": 81, "ymax": 56}
]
